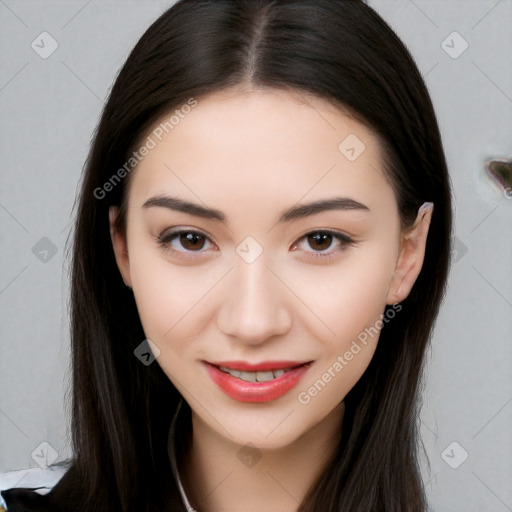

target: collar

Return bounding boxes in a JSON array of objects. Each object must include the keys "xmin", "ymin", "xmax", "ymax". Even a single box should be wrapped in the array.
[{"xmin": 168, "ymin": 399, "xmax": 197, "ymax": 512}]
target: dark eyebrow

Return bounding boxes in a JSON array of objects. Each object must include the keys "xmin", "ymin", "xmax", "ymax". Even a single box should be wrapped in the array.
[{"xmin": 142, "ymin": 195, "xmax": 370, "ymax": 224}]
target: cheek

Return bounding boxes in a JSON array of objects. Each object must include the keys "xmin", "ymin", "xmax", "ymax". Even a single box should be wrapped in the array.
[
  {"xmin": 128, "ymin": 245, "xmax": 222, "ymax": 357},
  {"xmin": 295, "ymin": 263, "xmax": 394, "ymax": 410},
  {"xmin": 129, "ymin": 255, "xmax": 216, "ymax": 393},
  {"xmin": 289, "ymin": 248, "xmax": 397, "ymax": 407},
  {"xmin": 283, "ymin": 243, "xmax": 397, "ymax": 345}
]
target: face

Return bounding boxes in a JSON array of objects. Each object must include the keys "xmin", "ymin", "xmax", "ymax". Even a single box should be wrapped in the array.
[{"xmin": 109, "ymin": 86, "xmax": 432, "ymax": 450}]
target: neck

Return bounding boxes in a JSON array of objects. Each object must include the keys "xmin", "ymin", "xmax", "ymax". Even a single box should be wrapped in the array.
[{"xmin": 181, "ymin": 402, "xmax": 345, "ymax": 512}]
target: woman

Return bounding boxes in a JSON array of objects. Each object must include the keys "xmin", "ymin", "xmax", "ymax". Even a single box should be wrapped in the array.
[{"xmin": 0, "ymin": 0, "xmax": 452, "ymax": 510}]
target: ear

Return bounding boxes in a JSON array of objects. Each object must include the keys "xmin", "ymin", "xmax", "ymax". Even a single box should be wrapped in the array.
[
  {"xmin": 109, "ymin": 206, "xmax": 132, "ymax": 288},
  {"xmin": 386, "ymin": 203, "xmax": 434, "ymax": 305}
]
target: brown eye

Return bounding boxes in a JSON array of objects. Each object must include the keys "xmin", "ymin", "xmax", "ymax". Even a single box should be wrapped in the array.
[
  {"xmin": 177, "ymin": 232, "xmax": 207, "ymax": 251},
  {"xmin": 293, "ymin": 230, "xmax": 356, "ymax": 260},
  {"xmin": 156, "ymin": 229, "xmax": 214, "ymax": 256},
  {"xmin": 306, "ymin": 232, "xmax": 335, "ymax": 252}
]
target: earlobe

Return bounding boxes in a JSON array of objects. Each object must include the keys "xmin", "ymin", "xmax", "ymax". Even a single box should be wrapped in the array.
[
  {"xmin": 386, "ymin": 202, "xmax": 434, "ymax": 305},
  {"xmin": 109, "ymin": 206, "xmax": 132, "ymax": 288}
]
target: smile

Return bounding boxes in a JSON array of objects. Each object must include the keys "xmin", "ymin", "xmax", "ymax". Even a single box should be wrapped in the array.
[{"xmin": 203, "ymin": 360, "xmax": 312, "ymax": 403}]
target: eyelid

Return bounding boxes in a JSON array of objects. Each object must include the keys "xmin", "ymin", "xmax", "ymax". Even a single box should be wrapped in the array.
[
  {"xmin": 290, "ymin": 229, "xmax": 356, "ymax": 260},
  {"xmin": 156, "ymin": 227, "xmax": 217, "ymax": 259}
]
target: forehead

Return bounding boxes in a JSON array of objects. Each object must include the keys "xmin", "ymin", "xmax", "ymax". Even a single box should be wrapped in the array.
[{"xmin": 127, "ymin": 87, "xmax": 395, "ymax": 218}]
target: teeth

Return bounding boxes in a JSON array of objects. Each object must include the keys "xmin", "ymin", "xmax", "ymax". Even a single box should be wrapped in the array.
[
  {"xmin": 239, "ymin": 371, "xmax": 257, "ymax": 382},
  {"xmin": 256, "ymin": 371, "xmax": 274, "ymax": 382},
  {"xmin": 218, "ymin": 366, "xmax": 291, "ymax": 381}
]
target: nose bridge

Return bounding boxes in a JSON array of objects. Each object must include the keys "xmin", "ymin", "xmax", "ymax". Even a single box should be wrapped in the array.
[{"xmin": 216, "ymin": 251, "xmax": 292, "ymax": 344}]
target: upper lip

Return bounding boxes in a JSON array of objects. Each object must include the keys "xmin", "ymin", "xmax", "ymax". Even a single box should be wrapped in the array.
[{"xmin": 206, "ymin": 360, "xmax": 311, "ymax": 372}]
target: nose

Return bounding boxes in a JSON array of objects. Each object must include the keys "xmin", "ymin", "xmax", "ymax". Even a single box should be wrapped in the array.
[{"xmin": 216, "ymin": 257, "xmax": 293, "ymax": 345}]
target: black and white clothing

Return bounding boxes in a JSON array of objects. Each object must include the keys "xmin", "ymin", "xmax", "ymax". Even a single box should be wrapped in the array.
[{"xmin": 0, "ymin": 400, "xmax": 195, "ymax": 511}]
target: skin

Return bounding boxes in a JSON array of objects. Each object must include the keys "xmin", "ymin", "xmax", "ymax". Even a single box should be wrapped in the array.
[{"xmin": 109, "ymin": 85, "xmax": 433, "ymax": 512}]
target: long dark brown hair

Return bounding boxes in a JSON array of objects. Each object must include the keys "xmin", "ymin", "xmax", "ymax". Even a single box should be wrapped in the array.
[{"xmin": 38, "ymin": 0, "xmax": 452, "ymax": 510}]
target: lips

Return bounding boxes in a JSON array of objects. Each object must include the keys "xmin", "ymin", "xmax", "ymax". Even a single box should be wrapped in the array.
[{"xmin": 203, "ymin": 360, "xmax": 312, "ymax": 403}]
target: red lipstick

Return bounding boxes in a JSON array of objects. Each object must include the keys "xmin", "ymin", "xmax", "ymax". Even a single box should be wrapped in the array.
[{"xmin": 203, "ymin": 360, "xmax": 312, "ymax": 403}]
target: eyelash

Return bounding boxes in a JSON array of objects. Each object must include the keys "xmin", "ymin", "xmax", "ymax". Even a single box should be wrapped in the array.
[{"xmin": 156, "ymin": 228, "xmax": 356, "ymax": 261}]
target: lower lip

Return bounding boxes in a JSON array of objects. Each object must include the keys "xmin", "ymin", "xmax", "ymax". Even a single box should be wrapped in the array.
[{"xmin": 204, "ymin": 362, "xmax": 311, "ymax": 403}]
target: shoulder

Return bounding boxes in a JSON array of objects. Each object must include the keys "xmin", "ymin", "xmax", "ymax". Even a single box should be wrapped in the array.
[{"xmin": 0, "ymin": 465, "xmax": 68, "ymax": 512}]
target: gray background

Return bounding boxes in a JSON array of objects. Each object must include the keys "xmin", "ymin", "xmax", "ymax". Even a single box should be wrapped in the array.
[{"xmin": 0, "ymin": 1, "xmax": 511, "ymax": 511}]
